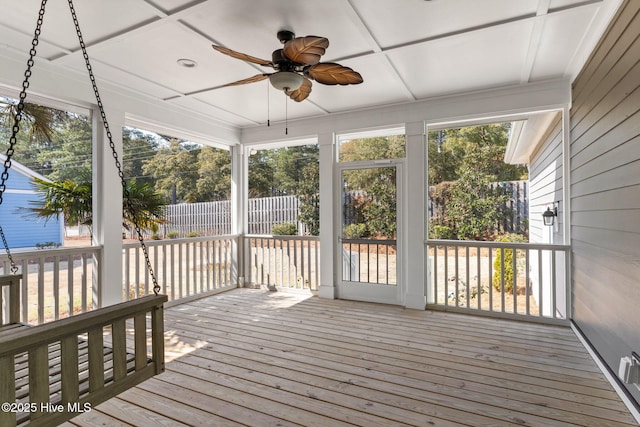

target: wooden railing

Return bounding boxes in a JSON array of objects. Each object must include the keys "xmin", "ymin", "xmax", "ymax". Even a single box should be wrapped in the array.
[
  {"xmin": 426, "ymin": 239, "xmax": 570, "ymax": 324},
  {"xmin": 245, "ymin": 235, "xmax": 319, "ymax": 291},
  {"xmin": 0, "ymin": 279, "xmax": 167, "ymax": 427},
  {"xmin": 123, "ymin": 235, "xmax": 238, "ymax": 305},
  {"xmin": 0, "ymin": 247, "xmax": 100, "ymax": 325}
]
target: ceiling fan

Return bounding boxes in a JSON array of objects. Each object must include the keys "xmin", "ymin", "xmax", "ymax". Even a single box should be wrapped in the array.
[{"xmin": 211, "ymin": 30, "xmax": 363, "ymax": 102}]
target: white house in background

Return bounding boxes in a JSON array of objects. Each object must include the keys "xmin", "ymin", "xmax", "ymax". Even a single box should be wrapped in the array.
[{"xmin": 0, "ymin": 154, "xmax": 63, "ymax": 249}]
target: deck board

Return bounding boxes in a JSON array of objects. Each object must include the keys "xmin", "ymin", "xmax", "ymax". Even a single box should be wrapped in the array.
[{"xmin": 69, "ymin": 289, "xmax": 637, "ymax": 427}]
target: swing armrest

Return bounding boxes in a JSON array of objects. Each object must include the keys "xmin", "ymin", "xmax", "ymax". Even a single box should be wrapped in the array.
[{"xmin": 0, "ymin": 274, "xmax": 21, "ymax": 327}]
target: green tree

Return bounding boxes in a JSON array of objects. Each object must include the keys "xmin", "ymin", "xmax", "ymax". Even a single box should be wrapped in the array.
[
  {"xmin": 248, "ymin": 149, "xmax": 275, "ymax": 197},
  {"xmin": 428, "ymin": 124, "xmax": 528, "ymax": 240},
  {"xmin": 445, "ymin": 168, "xmax": 509, "ymax": 240},
  {"xmin": 272, "ymin": 145, "xmax": 319, "ymax": 194},
  {"xmin": 339, "ymin": 135, "xmax": 405, "ymax": 162},
  {"xmin": 196, "ymin": 146, "xmax": 231, "ymax": 201},
  {"xmin": 142, "ymin": 139, "xmax": 200, "ymax": 203},
  {"xmin": 45, "ymin": 114, "xmax": 92, "ymax": 181},
  {"xmin": 296, "ymin": 161, "xmax": 320, "ymax": 235},
  {"xmin": 123, "ymin": 127, "xmax": 159, "ymax": 184}
]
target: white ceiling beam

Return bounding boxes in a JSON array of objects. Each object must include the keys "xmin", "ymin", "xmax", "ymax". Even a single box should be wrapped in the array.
[
  {"xmin": 344, "ymin": 0, "xmax": 416, "ymax": 101},
  {"xmin": 520, "ymin": 0, "xmax": 551, "ymax": 83},
  {"xmin": 332, "ymin": 0, "xmax": 603, "ymax": 63},
  {"xmin": 49, "ymin": 0, "xmax": 210, "ymax": 63}
]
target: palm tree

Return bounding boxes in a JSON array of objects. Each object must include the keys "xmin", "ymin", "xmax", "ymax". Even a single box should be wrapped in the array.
[
  {"xmin": 0, "ymin": 100, "xmax": 58, "ymax": 142},
  {"xmin": 29, "ymin": 177, "xmax": 165, "ymax": 239},
  {"xmin": 122, "ymin": 179, "xmax": 166, "ymax": 234}
]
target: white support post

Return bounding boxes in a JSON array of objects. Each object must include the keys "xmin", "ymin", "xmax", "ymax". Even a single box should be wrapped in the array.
[
  {"xmin": 92, "ymin": 104, "xmax": 124, "ymax": 307},
  {"xmin": 404, "ymin": 121, "xmax": 427, "ymax": 310},
  {"xmin": 230, "ymin": 144, "xmax": 245, "ymax": 286},
  {"xmin": 318, "ymin": 132, "xmax": 336, "ymax": 299}
]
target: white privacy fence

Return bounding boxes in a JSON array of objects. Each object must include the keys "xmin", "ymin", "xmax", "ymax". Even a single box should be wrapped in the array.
[{"xmin": 162, "ymin": 195, "xmax": 308, "ymax": 237}]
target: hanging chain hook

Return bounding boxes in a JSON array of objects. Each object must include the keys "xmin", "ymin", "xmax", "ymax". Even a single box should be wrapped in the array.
[
  {"xmin": 67, "ymin": 0, "xmax": 161, "ymax": 296},
  {"xmin": 0, "ymin": 0, "xmax": 49, "ymax": 275}
]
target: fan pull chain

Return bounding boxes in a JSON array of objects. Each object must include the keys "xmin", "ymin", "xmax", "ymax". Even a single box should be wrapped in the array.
[
  {"xmin": 285, "ymin": 94, "xmax": 288, "ymax": 135},
  {"xmin": 0, "ymin": 0, "xmax": 49, "ymax": 275},
  {"xmin": 67, "ymin": 0, "xmax": 161, "ymax": 296},
  {"xmin": 267, "ymin": 81, "xmax": 270, "ymax": 127}
]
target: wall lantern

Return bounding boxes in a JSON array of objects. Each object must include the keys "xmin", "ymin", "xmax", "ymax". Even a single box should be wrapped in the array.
[{"xmin": 542, "ymin": 202, "xmax": 558, "ymax": 226}]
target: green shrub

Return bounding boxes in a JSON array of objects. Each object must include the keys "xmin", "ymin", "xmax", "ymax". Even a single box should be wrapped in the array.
[
  {"xmin": 492, "ymin": 233, "xmax": 527, "ymax": 293},
  {"xmin": 343, "ymin": 223, "xmax": 368, "ymax": 239},
  {"xmin": 186, "ymin": 231, "xmax": 200, "ymax": 238},
  {"xmin": 167, "ymin": 231, "xmax": 179, "ymax": 239},
  {"xmin": 429, "ymin": 224, "xmax": 454, "ymax": 240},
  {"xmin": 151, "ymin": 232, "xmax": 161, "ymax": 240},
  {"xmin": 272, "ymin": 222, "xmax": 298, "ymax": 235}
]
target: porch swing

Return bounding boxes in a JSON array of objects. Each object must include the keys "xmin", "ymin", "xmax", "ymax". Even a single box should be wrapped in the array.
[{"xmin": 0, "ymin": 1, "xmax": 167, "ymax": 426}]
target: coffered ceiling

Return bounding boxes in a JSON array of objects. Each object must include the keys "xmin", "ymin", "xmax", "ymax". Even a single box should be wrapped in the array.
[{"xmin": 0, "ymin": 0, "xmax": 621, "ymax": 132}]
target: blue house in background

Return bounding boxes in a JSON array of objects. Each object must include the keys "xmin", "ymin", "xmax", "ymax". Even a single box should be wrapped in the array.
[{"xmin": 0, "ymin": 154, "xmax": 63, "ymax": 249}]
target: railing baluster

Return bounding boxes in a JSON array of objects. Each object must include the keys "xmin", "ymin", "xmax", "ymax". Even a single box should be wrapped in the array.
[
  {"xmin": 500, "ymin": 247, "xmax": 505, "ymax": 312},
  {"xmin": 525, "ymin": 248, "xmax": 530, "ymax": 316},
  {"xmin": 444, "ymin": 245, "xmax": 449, "ymax": 307},
  {"xmin": 199, "ymin": 241, "xmax": 204, "ymax": 293},
  {"xmin": 538, "ymin": 249, "xmax": 543, "ymax": 316},
  {"xmin": 433, "ymin": 245, "xmax": 438, "ymax": 304},
  {"xmin": 82, "ymin": 254, "xmax": 88, "ymax": 313},
  {"xmin": 67, "ymin": 255, "xmax": 74, "ymax": 318},
  {"xmin": 53, "ymin": 255, "xmax": 60, "ymax": 320},
  {"xmin": 454, "ymin": 245, "xmax": 459, "ymax": 307},
  {"xmin": 38, "ymin": 257, "xmax": 45, "ymax": 324},
  {"xmin": 512, "ymin": 246, "xmax": 518, "ymax": 314},
  {"xmin": 476, "ymin": 245, "xmax": 481, "ymax": 310},
  {"xmin": 465, "ymin": 246, "xmax": 470, "ymax": 307},
  {"xmin": 205, "ymin": 241, "xmax": 210, "ymax": 290},
  {"xmin": 551, "ymin": 249, "xmax": 557, "ymax": 319},
  {"xmin": 488, "ymin": 247, "xmax": 493, "ymax": 312},
  {"xmin": 170, "ymin": 244, "xmax": 176, "ymax": 301},
  {"xmin": 294, "ymin": 237, "xmax": 299, "ymax": 288},
  {"xmin": 21, "ymin": 259, "xmax": 28, "ymax": 322},
  {"xmin": 135, "ymin": 247, "xmax": 140, "ymax": 298}
]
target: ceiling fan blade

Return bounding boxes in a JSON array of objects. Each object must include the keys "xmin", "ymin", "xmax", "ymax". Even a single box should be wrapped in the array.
[
  {"xmin": 305, "ymin": 62, "xmax": 363, "ymax": 85},
  {"xmin": 283, "ymin": 36, "xmax": 329, "ymax": 65},
  {"xmin": 285, "ymin": 78, "xmax": 312, "ymax": 102},
  {"xmin": 212, "ymin": 45, "xmax": 273, "ymax": 67},
  {"xmin": 220, "ymin": 73, "xmax": 271, "ymax": 87}
]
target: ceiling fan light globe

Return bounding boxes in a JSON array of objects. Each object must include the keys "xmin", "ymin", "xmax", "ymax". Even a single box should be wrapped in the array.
[{"xmin": 269, "ymin": 71, "xmax": 304, "ymax": 91}]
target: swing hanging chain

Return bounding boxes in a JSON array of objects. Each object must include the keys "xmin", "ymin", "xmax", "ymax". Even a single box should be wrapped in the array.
[
  {"xmin": 67, "ymin": 0, "xmax": 160, "ymax": 296},
  {"xmin": 0, "ymin": 0, "xmax": 48, "ymax": 274}
]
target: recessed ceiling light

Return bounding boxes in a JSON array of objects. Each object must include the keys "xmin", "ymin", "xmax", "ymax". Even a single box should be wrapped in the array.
[{"xmin": 177, "ymin": 58, "xmax": 198, "ymax": 68}]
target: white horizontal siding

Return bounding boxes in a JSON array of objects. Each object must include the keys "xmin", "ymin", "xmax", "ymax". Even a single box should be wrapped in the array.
[{"xmin": 569, "ymin": 0, "xmax": 640, "ymax": 406}]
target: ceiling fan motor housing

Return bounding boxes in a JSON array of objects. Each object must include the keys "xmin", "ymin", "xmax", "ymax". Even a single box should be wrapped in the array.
[{"xmin": 277, "ymin": 30, "xmax": 295, "ymax": 44}]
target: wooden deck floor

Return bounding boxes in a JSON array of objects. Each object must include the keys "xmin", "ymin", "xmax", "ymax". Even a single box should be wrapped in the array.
[{"xmin": 65, "ymin": 288, "xmax": 637, "ymax": 426}]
